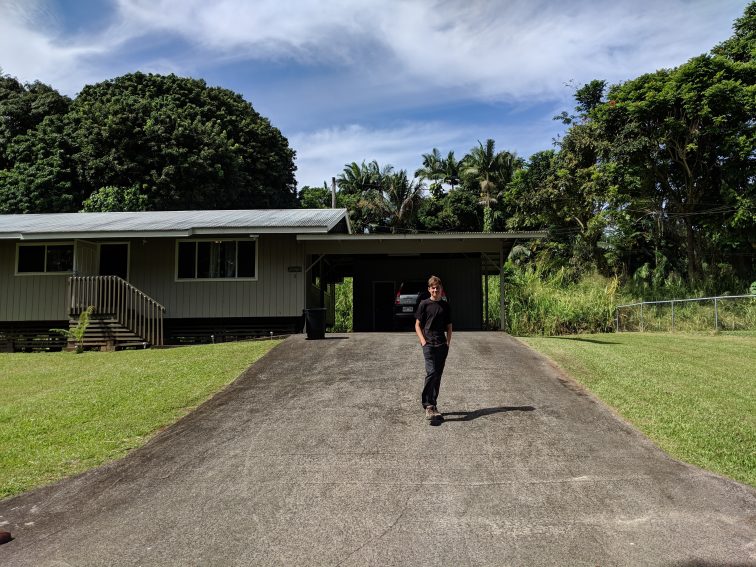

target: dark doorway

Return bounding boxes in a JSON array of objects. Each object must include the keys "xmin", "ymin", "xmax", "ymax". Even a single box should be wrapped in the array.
[
  {"xmin": 372, "ymin": 281, "xmax": 395, "ymax": 331},
  {"xmin": 99, "ymin": 243, "xmax": 129, "ymax": 279}
]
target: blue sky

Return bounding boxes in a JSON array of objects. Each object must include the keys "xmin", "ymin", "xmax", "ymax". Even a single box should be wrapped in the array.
[{"xmin": 0, "ymin": 0, "xmax": 747, "ymax": 188}]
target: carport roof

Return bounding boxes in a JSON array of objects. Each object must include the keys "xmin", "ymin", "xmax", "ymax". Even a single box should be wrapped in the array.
[{"xmin": 297, "ymin": 230, "xmax": 547, "ymax": 255}]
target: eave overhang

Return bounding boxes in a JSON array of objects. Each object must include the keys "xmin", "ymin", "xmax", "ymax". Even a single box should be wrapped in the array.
[
  {"xmin": 296, "ymin": 231, "xmax": 547, "ymax": 255},
  {"xmin": 0, "ymin": 225, "xmax": 341, "ymax": 241}
]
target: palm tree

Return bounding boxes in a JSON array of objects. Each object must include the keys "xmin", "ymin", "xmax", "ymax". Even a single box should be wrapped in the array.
[
  {"xmin": 414, "ymin": 148, "xmax": 444, "ymax": 198},
  {"xmin": 337, "ymin": 161, "xmax": 382, "ymax": 195},
  {"xmin": 441, "ymin": 150, "xmax": 461, "ymax": 191},
  {"xmin": 374, "ymin": 170, "xmax": 424, "ymax": 232},
  {"xmin": 461, "ymin": 139, "xmax": 518, "ymax": 231},
  {"xmin": 415, "ymin": 149, "xmax": 462, "ymax": 199}
]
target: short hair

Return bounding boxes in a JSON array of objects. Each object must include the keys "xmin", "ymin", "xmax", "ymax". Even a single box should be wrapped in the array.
[{"xmin": 427, "ymin": 275, "xmax": 442, "ymax": 288}]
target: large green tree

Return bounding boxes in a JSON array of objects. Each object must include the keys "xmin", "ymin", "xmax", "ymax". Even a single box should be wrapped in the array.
[
  {"xmin": 0, "ymin": 75, "xmax": 71, "ymax": 169},
  {"xmin": 593, "ymin": 53, "xmax": 755, "ymax": 281},
  {"xmin": 712, "ymin": 1, "xmax": 755, "ymax": 63},
  {"xmin": 0, "ymin": 75, "xmax": 79, "ymax": 213},
  {"xmin": 417, "ymin": 188, "xmax": 480, "ymax": 232},
  {"xmin": 298, "ymin": 183, "xmax": 332, "ymax": 208},
  {"xmin": 0, "ymin": 114, "xmax": 81, "ymax": 214},
  {"xmin": 67, "ymin": 72, "xmax": 296, "ymax": 211}
]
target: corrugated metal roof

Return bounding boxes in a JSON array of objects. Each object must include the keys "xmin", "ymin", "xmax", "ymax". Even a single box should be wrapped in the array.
[{"xmin": 0, "ymin": 209, "xmax": 349, "ymax": 238}]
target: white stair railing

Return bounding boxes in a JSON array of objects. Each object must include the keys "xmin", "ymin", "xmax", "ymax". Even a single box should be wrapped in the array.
[{"xmin": 68, "ymin": 276, "xmax": 165, "ymax": 346}]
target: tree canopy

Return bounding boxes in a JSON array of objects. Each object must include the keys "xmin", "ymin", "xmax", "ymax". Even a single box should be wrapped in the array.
[
  {"xmin": 0, "ymin": 72, "xmax": 296, "ymax": 213},
  {"xmin": 319, "ymin": 3, "xmax": 754, "ymax": 292}
]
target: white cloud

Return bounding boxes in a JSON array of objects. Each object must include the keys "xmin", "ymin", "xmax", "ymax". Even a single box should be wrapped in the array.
[
  {"xmin": 289, "ymin": 115, "xmax": 564, "ymax": 188},
  {"xmin": 4, "ymin": 0, "xmax": 742, "ymax": 99},
  {"xmin": 290, "ymin": 122, "xmax": 462, "ymax": 187},
  {"xmin": 0, "ymin": 1, "xmax": 103, "ymax": 90},
  {"xmin": 362, "ymin": 0, "xmax": 737, "ymax": 99},
  {"xmin": 111, "ymin": 0, "xmax": 742, "ymax": 100}
]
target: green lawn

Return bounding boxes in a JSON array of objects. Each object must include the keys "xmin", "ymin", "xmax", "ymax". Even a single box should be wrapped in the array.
[
  {"xmin": 0, "ymin": 340, "xmax": 280, "ymax": 500},
  {"xmin": 520, "ymin": 332, "xmax": 756, "ymax": 487}
]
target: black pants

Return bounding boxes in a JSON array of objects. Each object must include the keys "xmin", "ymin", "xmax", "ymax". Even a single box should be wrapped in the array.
[{"xmin": 422, "ymin": 343, "xmax": 448, "ymax": 408}]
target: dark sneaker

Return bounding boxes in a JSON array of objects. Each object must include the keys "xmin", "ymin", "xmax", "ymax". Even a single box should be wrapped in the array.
[{"xmin": 425, "ymin": 406, "xmax": 434, "ymax": 420}]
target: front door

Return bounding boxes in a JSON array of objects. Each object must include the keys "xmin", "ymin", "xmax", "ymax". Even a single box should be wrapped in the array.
[
  {"xmin": 99, "ymin": 243, "xmax": 129, "ymax": 279},
  {"xmin": 74, "ymin": 240, "xmax": 98, "ymax": 275}
]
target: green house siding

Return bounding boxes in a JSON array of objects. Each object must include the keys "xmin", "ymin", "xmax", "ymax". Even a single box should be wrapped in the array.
[{"xmin": 0, "ymin": 235, "xmax": 307, "ymax": 322}]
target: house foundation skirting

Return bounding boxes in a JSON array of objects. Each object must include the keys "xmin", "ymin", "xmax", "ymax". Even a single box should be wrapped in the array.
[
  {"xmin": 0, "ymin": 321, "xmax": 68, "ymax": 352},
  {"xmin": 164, "ymin": 316, "xmax": 304, "ymax": 345}
]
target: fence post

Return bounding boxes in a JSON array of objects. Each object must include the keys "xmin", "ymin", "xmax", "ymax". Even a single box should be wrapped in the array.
[
  {"xmin": 671, "ymin": 300, "xmax": 675, "ymax": 333},
  {"xmin": 615, "ymin": 308, "xmax": 619, "ymax": 333},
  {"xmin": 640, "ymin": 303, "xmax": 644, "ymax": 332},
  {"xmin": 714, "ymin": 297, "xmax": 718, "ymax": 331}
]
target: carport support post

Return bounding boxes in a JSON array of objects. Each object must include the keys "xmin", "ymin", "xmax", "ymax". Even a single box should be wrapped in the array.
[
  {"xmin": 484, "ymin": 270, "xmax": 489, "ymax": 328},
  {"xmin": 499, "ymin": 245, "xmax": 505, "ymax": 332},
  {"xmin": 319, "ymin": 258, "xmax": 325, "ymax": 308}
]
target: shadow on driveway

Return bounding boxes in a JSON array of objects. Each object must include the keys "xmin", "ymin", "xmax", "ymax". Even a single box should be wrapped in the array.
[{"xmin": 441, "ymin": 405, "xmax": 536, "ymax": 422}]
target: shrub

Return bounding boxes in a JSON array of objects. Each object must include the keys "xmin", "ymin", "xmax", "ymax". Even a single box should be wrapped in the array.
[{"xmin": 51, "ymin": 306, "xmax": 94, "ymax": 353}]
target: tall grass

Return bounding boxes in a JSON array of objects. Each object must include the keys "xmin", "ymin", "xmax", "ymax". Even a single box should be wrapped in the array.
[
  {"xmin": 499, "ymin": 265, "xmax": 620, "ymax": 335},
  {"xmin": 617, "ymin": 296, "xmax": 756, "ymax": 333},
  {"xmin": 329, "ymin": 277, "xmax": 353, "ymax": 332},
  {"xmin": 482, "ymin": 275, "xmax": 501, "ymax": 329}
]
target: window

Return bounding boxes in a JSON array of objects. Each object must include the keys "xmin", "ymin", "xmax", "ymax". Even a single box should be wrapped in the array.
[
  {"xmin": 176, "ymin": 239, "xmax": 257, "ymax": 280},
  {"xmin": 17, "ymin": 243, "xmax": 74, "ymax": 274}
]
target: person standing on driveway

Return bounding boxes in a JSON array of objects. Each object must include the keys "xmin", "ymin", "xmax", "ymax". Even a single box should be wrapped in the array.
[{"xmin": 415, "ymin": 275, "xmax": 452, "ymax": 420}]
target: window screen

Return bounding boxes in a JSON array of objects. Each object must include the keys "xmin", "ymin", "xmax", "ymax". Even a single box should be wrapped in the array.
[
  {"xmin": 17, "ymin": 244, "xmax": 73, "ymax": 273},
  {"xmin": 177, "ymin": 240, "xmax": 256, "ymax": 279},
  {"xmin": 237, "ymin": 241, "xmax": 256, "ymax": 277},
  {"xmin": 177, "ymin": 242, "xmax": 196, "ymax": 279}
]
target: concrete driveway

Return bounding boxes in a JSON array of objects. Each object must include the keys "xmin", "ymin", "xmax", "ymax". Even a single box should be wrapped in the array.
[{"xmin": 1, "ymin": 333, "xmax": 754, "ymax": 566}]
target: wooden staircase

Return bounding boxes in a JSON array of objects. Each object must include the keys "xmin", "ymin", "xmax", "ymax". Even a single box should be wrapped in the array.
[
  {"xmin": 68, "ymin": 276, "xmax": 165, "ymax": 350},
  {"xmin": 69, "ymin": 315, "xmax": 151, "ymax": 351}
]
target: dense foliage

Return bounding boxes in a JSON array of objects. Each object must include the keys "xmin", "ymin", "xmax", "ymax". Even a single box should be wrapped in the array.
[
  {"xmin": 314, "ymin": 4, "xmax": 755, "ymax": 297},
  {"xmin": 0, "ymin": 72, "xmax": 296, "ymax": 213}
]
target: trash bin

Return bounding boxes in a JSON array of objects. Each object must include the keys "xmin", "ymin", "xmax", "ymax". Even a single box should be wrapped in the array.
[{"xmin": 303, "ymin": 308, "xmax": 327, "ymax": 340}]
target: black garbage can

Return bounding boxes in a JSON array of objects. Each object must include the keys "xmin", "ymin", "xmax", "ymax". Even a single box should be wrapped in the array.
[{"xmin": 303, "ymin": 308, "xmax": 326, "ymax": 340}]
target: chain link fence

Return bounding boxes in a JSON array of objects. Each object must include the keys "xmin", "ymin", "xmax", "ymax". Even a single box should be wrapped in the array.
[{"xmin": 616, "ymin": 294, "xmax": 756, "ymax": 333}]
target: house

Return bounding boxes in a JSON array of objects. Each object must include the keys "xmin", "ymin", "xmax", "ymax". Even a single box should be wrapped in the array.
[{"xmin": 0, "ymin": 209, "xmax": 545, "ymax": 350}]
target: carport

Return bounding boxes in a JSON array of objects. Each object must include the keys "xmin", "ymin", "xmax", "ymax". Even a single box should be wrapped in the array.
[{"xmin": 298, "ymin": 231, "xmax": 546, "ymax": 331}]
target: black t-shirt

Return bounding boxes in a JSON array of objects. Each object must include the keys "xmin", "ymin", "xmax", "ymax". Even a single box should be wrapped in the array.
[{"xmin": 416, "ymin": 298, "xmax": 452, "ymax": 346}]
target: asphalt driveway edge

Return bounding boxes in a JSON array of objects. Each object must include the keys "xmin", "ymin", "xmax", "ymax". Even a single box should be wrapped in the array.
[
  {"xmin": 0, "ymin": 336, "xmax": 292, "ymax": 511},
  {"xmin": 511, "ymin": 333, "xmax": 756, "ymax": 492}
]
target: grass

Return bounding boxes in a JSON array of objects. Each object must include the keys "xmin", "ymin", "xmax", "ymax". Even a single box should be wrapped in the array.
[
  {"xmin": 0, "ymin": 340, "xmax": 280, "ymax": 500},
  {"xmin": 520, "ymin": 332, "xmax": 756, "ymax": 487}
]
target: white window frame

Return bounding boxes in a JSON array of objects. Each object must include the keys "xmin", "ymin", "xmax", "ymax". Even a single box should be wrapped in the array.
[
  {"xmin": 175, "ymin": 238, "xmax": 258, "ymax": 282},
  {"xmin": 15, "ymin": 241, "xmax": 75, "ymax": 276}
]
